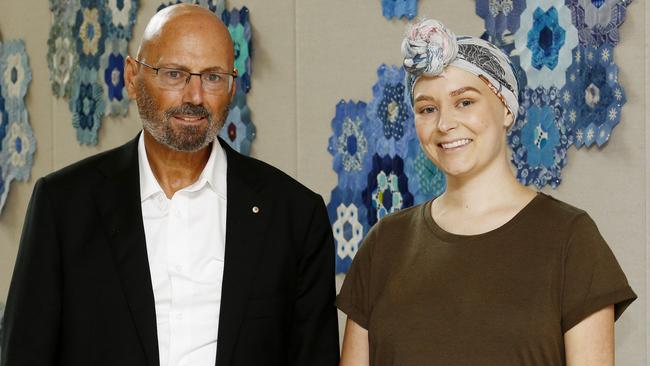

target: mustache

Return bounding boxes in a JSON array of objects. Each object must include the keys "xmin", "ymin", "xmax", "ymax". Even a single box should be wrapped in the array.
[{"xmin": 164, "ymin": 103, "xmax": 211, "ymax": 119}]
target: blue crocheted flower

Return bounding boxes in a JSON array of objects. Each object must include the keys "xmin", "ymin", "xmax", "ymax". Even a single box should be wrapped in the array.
[
  {"xmin": 560, "ymin": 44, "xmax": 624, "ymax": 148},
  {"xmin": 100, "ymin": 37, "xmax": 129, "ymax": 117},
  {"xmin": 327, "ymin": 187, "xmax": 369, "ymax": 274},
  {"xmin": 381, "ymin": 0, "xmax": 418, "ymax": 20},
  {"xmin": 508, "ymin": 87, "xmax": 570, "ymax": 189},
  {"xmin": 514, "ymin": 0, "xmax": 578, "ymax": 89},
  {"xmin": 476, "ymin": 0, "xmax": 526, "ymax": 36},
  {"xmin": 219, "ymin": 90, "xmax": 256, "ymax": 156},
  {"xmin": 0, "ymin": 41, "xmax": 32, "ymax": 109},
  {"xmin": 367, "ymin": 65, "xmax": 416, "ymax": 158},
  {"xmin": 105, "ymin": 0, "xmax": 139, "ymax": 39},
  {"xmin": 1, "ymin": 111, "xmax": 36, "ymax": 183},
  {"xmin": 362, "ymin": 154, "xmax": 414, "ymax": 227},
  {"xmin": 566, "ymin": 0, "xmax": 632, "ymax": 46},
  {"xmin": 47, "ymin": 20, "xmax": 77, "ymax": 98},
  {"xmin": 74, "ymin": 0, "xmax": 107, "ymax": 69},
  {"xmin": 405, "ymin": 141, "xmax": 445, "ymax": 205},
  {"xmin": 223, "ymin": 7, "xmax": 252, "ymax": 94},
  {"xmin": 69, "ymin": 67, "xmax": 106, "ymax": 145},
  {"xmin": 327, "ymin": 100, "xmax": 374, "ymax": 193}
]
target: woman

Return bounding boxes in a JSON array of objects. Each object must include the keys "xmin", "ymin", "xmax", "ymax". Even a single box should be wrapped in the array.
[{"xmin": 337, "ymin": 19, "xmax": 636, "ymax": 366}]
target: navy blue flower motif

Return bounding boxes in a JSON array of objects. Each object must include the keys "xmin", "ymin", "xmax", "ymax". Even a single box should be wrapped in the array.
[
  {"xmin": 69, "ymin": 67, "xmax": 106, "ymax": 145},
  {"xmin": 74, "ymin": 0, "xmax": 107, "ymax": 69},
  {"xmin": 327, "ymin": 187, "xmax": 369, "ymax": 274},
  {"xmin": 508, "ymin": 87, "xmax": 571, "ymax": 189},
  {"xmin": 476, "ymin": 0, "xmax": 526, "ymax": 36},
  {"xmin": 328, "ymin": 100, "xmax": 374, "ymax": 193},
  {"xmin": 367, "ymin": 65, "xmax": 416, "ymax": 158},
  {"xmin": 222, "ymin": 7, "xmax": 252, "ymax": 94},
  {"xmin": 218, "ymin": 89, "xmax": 256, "ymax": 156},
  {"xmin": 560, "ymin": 44, "xmax": 624, "ymax": 148},
  {"xmin": 100, "ymin": 37, "xmax": 129, "ymax": 117},
  {"xmin": 405, "ymin": 141, "xmax": 445, "ymax": 205},
  {"xmin": 381, "ymin": 0, "xmax": 418, "ymax": 20},
  {"xmin": 362, "ymin": 154, "xmax": 414, "ymax": 227},
  {"xmin": 2, "ymin": 112, "xmax": 36, "ymax": 183},
  {"xmin": 566, "ymin": 0, "xmax": 632, "ymax": 46},
  {"xmin": 526, "ymin": 7, "xmax": 566, "ymax": 70}
]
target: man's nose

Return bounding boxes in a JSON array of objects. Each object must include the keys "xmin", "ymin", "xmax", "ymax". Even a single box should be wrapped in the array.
[{"xmin": 182, "ymin": 75, "xmax": 205, "ymax": 105}]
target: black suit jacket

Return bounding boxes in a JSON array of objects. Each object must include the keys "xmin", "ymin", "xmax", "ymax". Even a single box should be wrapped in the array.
[{"xmin": 1, "ymin": 135, "xmax": 340, "ymax": 365}]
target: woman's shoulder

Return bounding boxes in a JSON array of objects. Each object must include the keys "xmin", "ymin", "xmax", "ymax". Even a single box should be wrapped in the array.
[{"xmin": 530, "ymin": 193, "xmax": 590, "ymax": 223}]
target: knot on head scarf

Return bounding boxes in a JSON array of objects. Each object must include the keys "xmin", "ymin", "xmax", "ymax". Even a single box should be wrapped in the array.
[{"xmin": 401, "ymin": 19, "xmax": 519, "ymax": 116}]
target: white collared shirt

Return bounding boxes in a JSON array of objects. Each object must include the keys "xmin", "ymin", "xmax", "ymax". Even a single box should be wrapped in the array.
[{"xmin": 138, "ymin": 133, "xmax": 227, "ymax": 366}]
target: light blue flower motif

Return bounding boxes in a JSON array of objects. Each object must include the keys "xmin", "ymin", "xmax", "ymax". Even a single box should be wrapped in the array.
[
  {"xmin": 218, "ymin": 90, "xmax": 256, "ymax": 156},
  {"xmin": 367, "ymin": 64, "xmax": 416, "ymax": 158},
  {"xmin": 327, "ymin": 100, "xmax": 374, "ymax": 193},
  {"xmin": 381, "ymin": 0, "xmax": 418, "ymax": 20},
  {"xmin": 47, "ymin": 20, "xmax": 77, "ymax": 98},
  {"xmin": 476, "ymin": 0, "xmax": 527, "ymax": 36},
  {"xmin": 362, "ymin": 154, "xmax": 414, "ymax": 227},
  {"xmin": 566, "ymin": 0, "xmax": 632, "ymax": 46},
  {"xmin": 0, "ymin": 40, "xmax": 32, "ymax": 109},
  {"xmin": 1, "ymin": 110, "xmax": 36, "ymax": 183},
  {"xmin": 222, "ymin": 7, "xmax": 252, "ymax": 94},
  {"xmin": 560, "ymin": 44, "xmax": 624, "ymax": 148},
  {"xmin": 508, "ymin": 87, "xmax": 571, "ymax": 188},
  {"xmin": 69, "ymin": 67, "xmax": 106, "ymax": 145},
  {"xmin": 74, "ymin": 0, "xmax": 107, "ymax": 69},
  {"xmin": 405, "ymin": 141, "xmax": 445, "ymax": 205},
  {"xmin": 100, "ymin": 37, "xmax": 129, "ymax": 117},
  {"xmin": 514, "ymin": 0, "xmax": 578, "ymax": 88},
  {"xmin": 105, "ymin": 0, "xmax": 139, "ymax": 39},
  {"xmin": 327, "ymin": 187, "xmax": 369, "ymax": 274},
  {"xmin": 49, "ymin": 0, "xmax": 80, "ymax": 26}
]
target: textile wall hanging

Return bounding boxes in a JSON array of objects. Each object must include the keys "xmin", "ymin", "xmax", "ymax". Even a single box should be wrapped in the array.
[
  {"xmin": 327, "ymin": 65, "xmax": 445, "ymax": 274},
  {"xmin": 381, "ymin": 0, "xmax": 418, "ymax": 20},
  {"xmin": 477, "ymin": 0, "xmax": 632, "ymax": 188},
  {"xmin": 0, "ymin": 34, "xmax": 35, "ymax": 214},
  {"xmin": 158, "ymin": 1, "xmax": 256, "ymax": 156},
  {"xmin": 48, "ymin": 0, "xmax": 138, "ymax": 145}
]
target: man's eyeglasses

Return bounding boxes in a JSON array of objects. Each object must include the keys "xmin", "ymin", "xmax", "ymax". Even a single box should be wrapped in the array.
[{"xmin": 134, "ymin": 59, "xmax": 237, "ymax": 94}]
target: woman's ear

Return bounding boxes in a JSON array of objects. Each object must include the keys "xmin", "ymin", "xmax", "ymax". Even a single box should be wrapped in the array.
[{"xmin": 504, "ymin": 108, "xmax": 515, "ymax": 129}]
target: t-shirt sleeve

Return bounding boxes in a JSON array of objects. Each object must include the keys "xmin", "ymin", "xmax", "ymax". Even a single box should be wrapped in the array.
[
  {"xmin": 561, "ymin": 213, "xmax": 637, "ymax": 333},
  {"xmin": 336, "ymin": 225, "xmax": 379, "ymax": 330}
]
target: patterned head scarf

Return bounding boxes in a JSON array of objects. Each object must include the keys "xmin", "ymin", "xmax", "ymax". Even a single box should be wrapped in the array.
[{"xmin": 402, "ymin": 19, "xmax": 519, "ymax": 116}]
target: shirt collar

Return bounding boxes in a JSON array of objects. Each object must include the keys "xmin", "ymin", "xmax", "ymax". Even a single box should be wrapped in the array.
[{"xmin": 138, "ymin": 132, "xmax": 227, "ymax": 202}]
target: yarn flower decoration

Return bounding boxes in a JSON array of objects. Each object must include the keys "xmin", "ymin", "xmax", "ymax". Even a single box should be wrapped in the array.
[
  {"xmin": 566, "ymin": 0, "xmax": 632, "ymax": 46},
  {"xmin": 508, "ymin": 86, "xmax": 570, "ymax": 188},
  {"xmin": 105, "ymin": 0, "xmax": 138, "ymax": 38},
  {"xmin": 381, "ymin": 0, "xmax": 418, "ymax": 20},
  {"xmin": 222, "ymin": 7, "xmax": 252, "ymax": 94},
  {"xmin": 69, "ymin": 67, "xmax": 106, "ymax": 145},
  {"xmin": 100, "ymin": 37, "xmax": 129, "ymax": 117},
  {"xmin": 362, "ymin": 154, "xmax": 414, "ymax": 227},
  {"xmin": 328, "ymin": 100, "xmax": 374, "ymax": 193},
  {"xmin": 74, "ymin": 0, "xmax": 107, "ymax": 69},
  {"xmin": 218, "ymin": 90, "xmax": 256, "ymax": 156},
  {"xmin": 513, "ymin": 0, "xmax": 578, "ymax": 89},
  {"xmin": 476, "ymin": 0, "xmax": 527, "ymax": 36},
  {"xmin": 47, "ymin": 21, "xmax": 77, "ymax": 98},
  {"xmin": 0, "ymin": 40, "xmax": 32, "ymax": 109},
  {"xmin": 560, "ymin": 44, "xmax": 624, "ymax": 147},
  {"xmin": 367, "ymin": 65, "xmax": 416, "ymax": 158},
  {"xmin": 327, "ymin": 187, "xmax": 369, "ymax": 274},
  {"xmin": 1, "ymin": 111, "xmax": 36, "ymax": 182}
]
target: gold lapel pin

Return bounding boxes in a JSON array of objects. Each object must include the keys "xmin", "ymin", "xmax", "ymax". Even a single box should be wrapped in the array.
[{"xmin": 252, "ymin": 206, "xmax": 260, "ymax": 214}]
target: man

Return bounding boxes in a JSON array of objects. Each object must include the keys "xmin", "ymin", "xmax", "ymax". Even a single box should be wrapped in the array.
[{"xmin": 1, "ymin": 4, "xmax": 339, "ymax": 365}]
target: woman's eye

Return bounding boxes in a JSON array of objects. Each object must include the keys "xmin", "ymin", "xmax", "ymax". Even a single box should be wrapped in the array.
[
  {"xmin": 420, "ymin": 106, "xmax": 437, "ymax": 114},
  {"xmin": 458, "ymin": 100, "xmax": 474, "ymax": 108}
]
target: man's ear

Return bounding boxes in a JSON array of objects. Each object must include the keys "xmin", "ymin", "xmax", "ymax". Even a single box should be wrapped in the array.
[{"xmin": 124, "ymin": 56, "xmax": 139, "ymax": 99}]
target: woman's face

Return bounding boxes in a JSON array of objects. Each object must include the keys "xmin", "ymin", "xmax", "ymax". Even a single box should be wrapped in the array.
[{"xmin": 412, "ymin": 66, "xmax": 513, "ymax": 180}]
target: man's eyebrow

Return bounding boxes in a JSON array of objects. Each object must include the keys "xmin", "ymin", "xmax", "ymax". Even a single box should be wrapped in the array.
[
  {"xmin": 157, "ymin": 63, "xmax": 229, "ymax": 72},
  {"xmin": 449, "ymin": 86, "xmax": 482, "ymax": 97}
]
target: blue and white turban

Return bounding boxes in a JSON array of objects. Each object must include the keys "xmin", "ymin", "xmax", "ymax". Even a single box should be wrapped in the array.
[{"xmin": 402, "ymin": 19, "xmax": 519, "ymax": 116}]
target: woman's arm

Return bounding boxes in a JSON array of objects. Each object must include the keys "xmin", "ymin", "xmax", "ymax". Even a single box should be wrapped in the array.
[
  {"xmin": 564, "ymin": 305, "xmax": 615, "ymax": 366},
  {"xmin": 340, "ymin": 318, "xmax": 370, "ymax": 366}
]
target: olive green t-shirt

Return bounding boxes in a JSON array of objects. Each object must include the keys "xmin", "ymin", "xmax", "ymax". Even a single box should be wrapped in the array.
[{"xmin": 337, "ymin": 194, "xmax": 636, "ymax": 366}]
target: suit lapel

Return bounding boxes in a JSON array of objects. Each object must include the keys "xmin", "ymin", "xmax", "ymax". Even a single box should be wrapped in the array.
[
  {"xmin": 95, "ymin": 135, "xmax": 159, "ymax": 366},
  {"xmin": 216, "ymin": 138, "xmax": 273, "ymax": 365}
]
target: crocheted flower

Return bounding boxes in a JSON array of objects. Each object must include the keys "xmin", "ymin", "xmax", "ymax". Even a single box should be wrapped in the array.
[
  {"xmin": 328, "ymin": 100, "xmax": 374, "ymax": 193},
  {"xmin": 0, "ymin": 40, "xmax": 32, "ymax": 107},
  {"xmin": 405, "ymin": 141, "xmax": 446, "ymax": 205},
  {"xmin": 105, "ymin": 0, "xmax": 138, "ymax": 38},
  {"xmin": 476, "ymin": 0, "xmax": 527, "ymax": 36},
  {"xmin": 367, "ymin": 65, "xmax": 416, "ymax": 158},
  {"xmin": 362, "ymin": 154, "xmax": 414, "ymax": 227},
  {"xmin": 381, "ymin": 0, "xmax": 418, "ymax": 20},
  {"xmin": 100, "ymin": 37, "xmax": 129, "ymax": 117},
  {"xmin": 514, "ymin": 0, "xmax": 578, "ymax": 89},
  {"xmin": 74, "ymin": 0, "xmax": 106, "ymax": 69},
  {"xmin": 327, "ymin": 187, "xmax": 369, "ymax": 274},
  {"xmin": 566, "ymin": 0, "xmax": 632, "ymax": 46},
  {"xmin": 47, "ymin": 21, "xmax": 77, "ymax": 98},
  {"xmin": 223, "ymin": 7, "xmax": 252, "ymax": 94},
  {"xmin": 560, "ymin": 44, "xmax": 624, "ymax": 148},
  {"xmin": 2, "ymin": 116, "xmax": 36, "ymax": 181},
  {"xmin": 69, "ymin": 67, "xmax": 106, "ymax": 145},
  {"xmin": 218, "ymin": 90, "xmax": 256, "ymax": 156},
  {"xmin": 402, "ymin": 19, "xmax": 458, "ymax": 78},
  {"xmin": 508, "ymin": 87, "xmax": 570, "ymax": 188}
]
